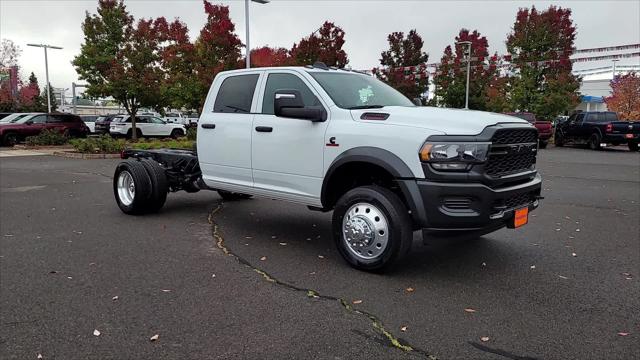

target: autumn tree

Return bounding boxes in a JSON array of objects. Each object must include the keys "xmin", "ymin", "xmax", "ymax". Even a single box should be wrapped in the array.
[
  {"xmin": 377, "ymin": 30, "xmax": 429, "ymax": 101},
  {"xmin": 506, "ymin": 5, "xmax": 580, "ymax": 120},
  {"xmin": 19, "ymin": 72, "xmax": 44, "ymax": 111},
  {"xmin": 605, "ymin": 72, "xmax": 640, "ymax": 120},
  {"xmin": 290, "ymin": 21, "xmax": 348, "ymax": 67},
  {"xmin": 193, "ymin": 1, "xmax": 243, "ymax": 110},
  {"xmin": 250, "ymin": 46, "xmax": 290, "ymax": 67},
  {"xmin": 433, "ymin": 29, "xmax": 500, "ymax": 110},
  {"xmin": 74, "ymin": 0, "xmax": 163, "ymax": 140}
]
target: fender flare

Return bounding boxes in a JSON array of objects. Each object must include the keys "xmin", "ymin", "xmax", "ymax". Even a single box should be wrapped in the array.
[{"xmin": 321, "ymin": 147, "xmax": 427, "ymax": 228}]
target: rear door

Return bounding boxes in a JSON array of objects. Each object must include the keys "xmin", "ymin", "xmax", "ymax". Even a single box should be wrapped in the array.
[
  {"xmin": 198, "ymin": 71, "xmax": 262, "ymax": 189},
  {"xmin": 45, "ymin": 114, "xmax": 67, "ymax": 134}
]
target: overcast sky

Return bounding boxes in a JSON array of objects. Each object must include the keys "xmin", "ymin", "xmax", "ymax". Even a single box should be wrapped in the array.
[{"xmin": 1, "ymin": 0, "xmax": 639, "ymax": 95}]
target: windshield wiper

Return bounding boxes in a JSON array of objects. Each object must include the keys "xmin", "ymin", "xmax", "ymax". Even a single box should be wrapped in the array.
[
  {"xmin": 224, "ymin": 105, "xmax": 249, "ymax": 113},
  {"xmin": 347, "ymin": 105, "xmax": 385, "ymax": 110}
]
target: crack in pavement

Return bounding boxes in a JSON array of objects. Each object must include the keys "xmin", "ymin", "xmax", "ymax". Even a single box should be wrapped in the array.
[{"xmin": 207, "ymin": 203, "xmax": 436, "ymax": 359}]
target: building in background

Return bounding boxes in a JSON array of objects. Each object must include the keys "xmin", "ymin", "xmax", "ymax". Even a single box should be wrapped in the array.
[{"xmin": 573, "ymin": 64, "xmax": 640, "ymax": 112}]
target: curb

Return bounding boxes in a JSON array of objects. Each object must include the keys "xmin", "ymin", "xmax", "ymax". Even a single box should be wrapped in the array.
[{"xmin": 53, "ymin": 151, "xmax": 121, "ymax": 159}]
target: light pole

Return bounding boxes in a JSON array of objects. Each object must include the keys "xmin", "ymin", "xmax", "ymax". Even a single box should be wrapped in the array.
[
  {"xmin": 612, "ymin": 59, "xmax": 620, "ymax": 79},
  {"xmin": 245, "ymin": 0, "xmax": 269, "ymax": 69},
  {"xmin": 27, "ymin": 43, "xmax": 63, "ymax": 113},
  {"xmin": 456, "ymin": 41, "xmax": 472, "ymax": 109}
]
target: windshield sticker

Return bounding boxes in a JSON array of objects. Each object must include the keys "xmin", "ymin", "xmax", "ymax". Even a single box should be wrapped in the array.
[{"xmin": 359, "ymin": 86, "xmax": 374, "ymax": 104}]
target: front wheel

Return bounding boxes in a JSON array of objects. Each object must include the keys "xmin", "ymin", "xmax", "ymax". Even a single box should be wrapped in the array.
[
  {"xmin": 332, "ymin": 186, "xmax": 412, "ymax": 271},
  {"xmin": 170, "ymin": 129, "xmax": 184, "ymax": 139},
  {"xmin": 538, "ymin": 140, "xmax": 548, "ymax": 149},
  {"xmin": 554, "ymin": 132, "xmax": 564, "ymax": 147},
  {"xmin": 629, "ymin": 142, "xmax": 639, "ymax": 152},
  {"xmin": 2, "ymin": 132, "xmax": 18, "ymax": 147}
]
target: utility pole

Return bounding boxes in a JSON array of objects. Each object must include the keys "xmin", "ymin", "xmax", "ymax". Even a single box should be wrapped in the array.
[
  {"xmin": 244, "ymin": 0, "xmax": 269, "ymax": 69},
  {"xmin": 456, "ymin": 41, "xmax": 472, "ymax": 109},
  {"xmin": 27, "ymin": 43, "xmax": 63, "ymax": 113}
]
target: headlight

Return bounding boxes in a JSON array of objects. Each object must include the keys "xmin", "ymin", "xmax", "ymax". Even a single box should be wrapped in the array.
[{"xmin": 419, "ymin": 142, "xmax": 491, "ymax": 171}]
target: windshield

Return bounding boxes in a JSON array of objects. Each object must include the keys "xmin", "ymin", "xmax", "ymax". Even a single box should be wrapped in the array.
[
  {"xmin": 309, "ymin": 72, "xmax": 414, "ymax": 109},
  {"xmin": 1, "ymin": 113, "xmax": 30, "ymax": 123}
]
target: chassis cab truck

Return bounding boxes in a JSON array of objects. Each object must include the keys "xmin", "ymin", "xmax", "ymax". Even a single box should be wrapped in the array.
[{"xmin": 113, "ymin": 63, "xmax": 542, "ymax": 271}]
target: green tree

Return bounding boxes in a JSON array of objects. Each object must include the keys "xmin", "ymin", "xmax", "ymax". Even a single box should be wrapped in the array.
[
  {"xmin": 506, "ymin": 5, "xmax": 580, "ymax": 120},
  {"xmin": 40, "ymin": 84, "xmax": 58, "ymax": 112},
  {"xmin": 433, "ymin": 29, "xmax": 500, "ymax": 110},
  {"xmin": 377, "ymin": 30, "xmax": 429, "ymax": 102}
]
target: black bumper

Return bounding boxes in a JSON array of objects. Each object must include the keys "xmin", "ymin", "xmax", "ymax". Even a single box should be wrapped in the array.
[
  {"xmin": 398, "ymin": 174, "xmax": 542, "ymax": 232},
  {"xmin": 603, "ymin": 133, "xmax": 639, "ymax": 144}
]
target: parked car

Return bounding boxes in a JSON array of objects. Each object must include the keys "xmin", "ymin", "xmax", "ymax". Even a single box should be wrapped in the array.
[
  {"xmin": 109, "ymin": 114, "xmax": 186, "ymax": 138},
  {"xmin": 94, "ymin": 114, "xmax": 123, "ymax": 134},
  {"xmin": 555, "ymin": 111, "xmax": 640, "ymax": 151},
  {"xmin": 0, "ymin": 113, "xmax": 32, "ymax": 124},
  {"xmin": 505, "ymin": 112, "xmax": 553, "ymax": 148},
  {"xmin": 164, "ymin": 112, "xmax": 185, "ymax": 124},
  {"xmin": 0, "ymin": 113, "xmax": 13, "ymax": 120},
  {"xmin": 0, "ymin": 113, "xmax": 89, "ymax": 146},
  {"xmin": 185, "ymin": 113, "xmax": 200, "ymax": 128},
  {"xmin": 80, "ymin": 115, "xmax": 99, "ymax": 133},
  {"xmin": 111, "ymin": 64, "xmax": 542, "ymax": 271}
]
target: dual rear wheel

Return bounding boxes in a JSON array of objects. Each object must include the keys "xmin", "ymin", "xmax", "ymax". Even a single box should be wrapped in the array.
[{"xmin": 114, "ymin": 159, "xmax": 168, "ymax": 215}]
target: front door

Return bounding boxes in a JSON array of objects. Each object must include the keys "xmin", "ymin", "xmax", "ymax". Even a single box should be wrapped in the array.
[
  {"xmin": 198, "ymin": 72, "xmax": 262, "ymax": 190},
  {"xmin": 251, "ymin": 71, "xmax": 330, "ymax": 203},
  {"xmin": 25, "ymin": 114, "xmax": 47, "ymax": 137}
]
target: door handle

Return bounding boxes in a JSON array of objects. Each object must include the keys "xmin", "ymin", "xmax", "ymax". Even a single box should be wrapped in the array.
[
  {"xmin": 201, "ymin": 123, "xmax": 216, "ymax": 129},
  {"xmin": 255, "ymin": 126, "xmax": 273, "ymax": 133}
]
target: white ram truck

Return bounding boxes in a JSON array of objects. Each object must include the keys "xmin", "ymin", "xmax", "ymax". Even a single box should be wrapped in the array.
[{"xmin": 113, "ymin": 63, "xmax": 542, "ymax": 271}]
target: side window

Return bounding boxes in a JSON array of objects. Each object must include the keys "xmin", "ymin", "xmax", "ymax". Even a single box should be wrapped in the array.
[
  {"xmin": 151, "ymin": 117, "xmax": 165, "ymax": 124},
  {"xmin": 47, "ymin": 115, "xmax": 65, "ymax": 123},
  {"xmin": 30, "ymin": 115, "xmax": 47, "ymax": 124},
  {"xmin": 135, "ymin": 116, "xmax": 149, "ymax": 124},
  {"xmin": 262, "ymin": 73, "xmax": 321, "ymax": 115},
  {"xmin": 213, "ymin": 74, "xmax": 260, "ymax": 113},
  {"xmin": 576, "ymin": 114, "xmax": 585, "ymax": 123},
  {"xmin": 605, "ymin": 112, "xmax": 618, "ymax": 122}
]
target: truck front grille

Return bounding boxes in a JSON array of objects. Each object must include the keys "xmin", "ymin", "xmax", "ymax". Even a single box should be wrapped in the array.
[{"xmin": 486, "ymin": 129, "xmax": 538, "ymax": 177}]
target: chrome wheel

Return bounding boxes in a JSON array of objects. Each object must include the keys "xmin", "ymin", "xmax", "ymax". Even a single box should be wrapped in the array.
[
  {"xmin": 342, "ymin": 202, "xmax": 389, "ymax": 261},
  {"xmin": 117, "ymin": 170, "xmax": 135, "ymax": 206}
]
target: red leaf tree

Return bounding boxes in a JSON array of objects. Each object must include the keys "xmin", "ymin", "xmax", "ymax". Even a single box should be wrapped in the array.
[
  {"xmin": 605, "ymin": 72, "xmax": 640, "ymax": 120},
  {"xmin": 432, "ymin": 29, "xmax": 500, "ymax": 110},
  {"xmin": 377, "ymin": 30, "xmax": 429, "ymax": 102},
  {"xmin": 290, "ymin": 21, "xmax": 348, "ymax": 67},
  {"xmin": 249, "ymin": 46, "xmax": 290, "ymax": 67}
]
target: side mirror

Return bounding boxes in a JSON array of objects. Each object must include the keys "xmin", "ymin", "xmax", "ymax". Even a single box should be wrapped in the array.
[
  {"xmin": 412, "ymin": 98, "xmax": 422, "ymax": 106},
  {"xmin": 274, "ymin": 89, "xmax": 326, "ymax": 122}
]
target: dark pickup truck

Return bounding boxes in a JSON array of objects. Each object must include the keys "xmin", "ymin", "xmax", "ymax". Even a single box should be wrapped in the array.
[
  {"xmin": 555, "ymin": 111, "xmax": 640, "ymax": 151},
  {"xmin": 505, "ymin": 112, "xmax": 553, "ymax": 148}
]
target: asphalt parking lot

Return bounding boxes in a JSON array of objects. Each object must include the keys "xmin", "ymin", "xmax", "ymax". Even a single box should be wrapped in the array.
[{"xmin": 1, "ymin": 146, "xmax": 639, "ymax": 360}]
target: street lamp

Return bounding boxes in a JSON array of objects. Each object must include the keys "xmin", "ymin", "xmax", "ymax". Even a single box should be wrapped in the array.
[
  {"xmin": 456, "ymin": 41, "xmax": 472, "ymax": 110},
  {"xmin": 612, "ymin": 59, "xmax": 620, "ymax": 79},
  {"xmin": 27, "ymin": 43, "xmax": 63, "ymax": 113},
  {"xmin": 245, "ymin": 0, "xmax": 269, "ymax": 69}
]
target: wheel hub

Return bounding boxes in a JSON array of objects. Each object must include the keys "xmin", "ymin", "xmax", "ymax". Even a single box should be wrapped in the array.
[
  {"xmin": 117, "ymin": 171, "xmax": 135, "ymax": 206},
  {"xmin": 342, "ymin": 202, "xmax": 389, "ymax": 261}
]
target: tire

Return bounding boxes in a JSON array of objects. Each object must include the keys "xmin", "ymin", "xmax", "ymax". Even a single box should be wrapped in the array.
[
  {"xmin": 2, "ymin": 132, "xmax": 18, "ymax": 147},
  {"xmin": 629, "ymin": 142, "xmax": 639, "ymax": 152},
  {"xmin": 140, "ymin": 159, "xmax": 168, "ymax": 212},
  {"xmin": 588, "ymin": 133, "xmax": 602, "ymax": 150},
  {"xmin": 332, "ymin": 186, "xmax": 412, "ymax": 271},
  {"xmin": 538, "ymin": 140, "xmax": 548, "ymax": 149},
  {"xmin": 170, "ymin": 129, "xmax": 184, "ymax": 139},
  {"xmin": 554, "ymin": 132, "xmax": 564, "ymax": 147},
  {"xmin": 217, "ymin": 190, "xmax": 252, "ymax": 201},
  {"xmin": 113, "ymin": 160, "xmax": 153, "ymax": 215}
]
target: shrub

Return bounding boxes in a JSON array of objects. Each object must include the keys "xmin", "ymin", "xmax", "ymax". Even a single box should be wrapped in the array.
[
  {"xmin": 129, "ymin": 139, "xmax": 194, "ymax": 150},
  {"xmin": 186, "ymin": 126, "xmax": 197, "ymax": 141},
  {"xmin": 25, "ymin": 129, "xmax": 68, "ymax": 146},
  {"xmin": 69, "ymin": 135, "xmax": 126, "ymax": 154}
]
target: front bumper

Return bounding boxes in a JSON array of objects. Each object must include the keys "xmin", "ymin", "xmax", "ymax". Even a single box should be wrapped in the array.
[{"xmin": 399, "ymin": 174, "xmax": 542, "ymax": 232}]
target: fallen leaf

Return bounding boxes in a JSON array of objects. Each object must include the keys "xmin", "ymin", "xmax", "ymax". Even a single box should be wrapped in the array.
[
  {"xmin": 318, "ymin": 255, "xmax": 325, "ymax": 259},
  {"xmin": 260, "ymin": 256, "xmax": 267, "ymax": 261},
  {"xmin": 617, "ymin": 332, "xmax": 629, "ymax": 336},
  {"xmin": 89, "ymin": 262, "xmax": 96, "ymax": 266},
  {"xmin": 530, "ymin": 265, "xmax": 536, "ymax": 269},
  {"xmin": 93, "ymin": 329, "xmax": 101, "ymax": 336},
  {"xmin": 555, "ymin": 228, "xmax": 561, "ymax": 231},
  {"xmin": 3, "ymin": 234, "xmax": 14, "ymax": 237},
  {"xmin": 575, "ymin": 229, "xmax": 581, "ymax": 232},
  {"xmin": 400, "ymin": 326, "xmax": 407, "ymax": 332},
  {"xmin": 211, "ymin": 274, "xmax": 216, "ymax": 278},
  {"xmin": 464, "ymin": 308, "xmax": 476, "ymax": 313},
  {"xmin": 271, "ymin": 235, "xmax": 277, "ymax": 239},
  {"xmin": 67, "ymin": 276, "xmax": 73, "ymax": 280},
  {"xmin": 150, "ymin": 334, "xmax": 159, "ymax": 341},
  {"xmin": 405, "ymin": 287, "xmax": 415, "ymax": 293},
  {"xmin": 112, "ymin": 296, "xmax": 119, "ymax": 301},
  {"xmin": 245, "ymin": 236, "xmax": 252, "ymax": 239},
  {"xmin": 571, "ymin": 253, "xmax": 577, "ymax": 257},
  {"xmin": 161, "ymin": 289, "xmax": 171, "ymax": 293},
  {"xmin": 558, "ymin": 275, "xmax": 569, "ymax": 280},
  {"xmin": 481, "ymin": 262, "xmax": 487, "ymax": 267},
  {"xmin": 480, "ymin": 336, "xmax": 490, "ymax": 342},
  {"xmin": 49, "ymin": 271, "xmax": 57, "ymax": 274},
  {"xmin": 309, "ymin": 271, "xmax": 316, "ymax": 275},
  {"xmin": 279, "ymin": 242, "xmax": 287, "ymax": 246},
  {"xmin": 352, "ymin": 299, "xmax": 363, "ymax": 304},
  {"xmin": 37, "ymin": 354, "xmax": 43, "ymax": 359},
  {"xmin": 306, "ymin": 238, "xmax": 311, "ymax": 241}
]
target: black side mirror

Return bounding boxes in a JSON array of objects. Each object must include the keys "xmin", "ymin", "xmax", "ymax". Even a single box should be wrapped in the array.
[
  {"xmin": 412, "ymin": 98, "xmax": 422, "ymax": 106},
  {"xmin": 274, "ymin": 89, "xmax": 326, "ymax": 122}
]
